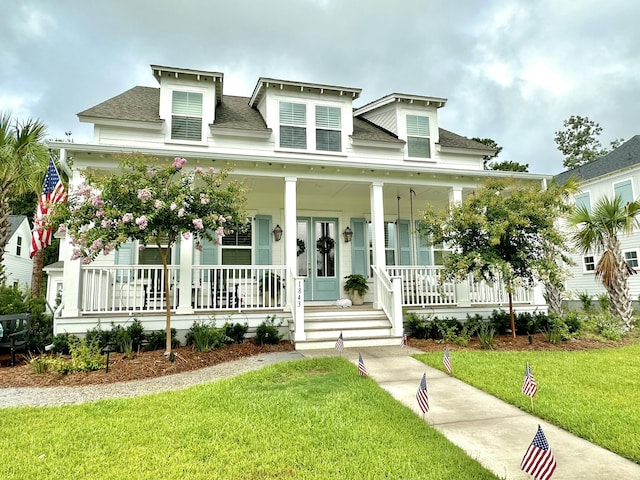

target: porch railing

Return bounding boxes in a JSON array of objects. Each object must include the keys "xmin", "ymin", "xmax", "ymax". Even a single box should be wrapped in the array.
[
  {"xmin": 467, "ymin": 274, "xmax": 532, "ymax": 305},
  {"xmin": 371, "ymin": 265, "xmax": 403, "ymax": 336},
  {"xmin": 386, "ymin": 266, "xmax": 456, "ymax": 307},
  {"xmin": 79, "ymin": 265, "xmax": 286, "ymax": 314}
]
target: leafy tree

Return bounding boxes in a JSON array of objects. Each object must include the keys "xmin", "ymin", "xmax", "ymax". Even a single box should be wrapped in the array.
[
  {"xmin": 472, "ymin": 137, "xmax": 503, "ymax": 158},
  {"xmin": 0, "ymin": 114, "xmax": 49, "ymax": 284},
  {"xmin": 419, "ymin": 178, "xmax": 577, "ymax": 336},
  {"xmin": 554, "ymin": 115, "xmax": 624, "ymax": 169},
  {"xmin": 569, "ymin": 196, "xmax": 640, "ymax": 329},
  {"xmin": 50, "ymin": 153, "xmax": 248, "ymax": 353},
  {"xmin": 487, "ymin": 160, "xmax": 529, "ymax": 172}
]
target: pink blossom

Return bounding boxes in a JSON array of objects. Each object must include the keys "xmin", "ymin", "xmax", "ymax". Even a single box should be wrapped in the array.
[
  {"xmin": 135, "ymin": 216, "xmax": 148, "ymax": 230},
  {"xmin": 154, "ymin": 199, "xmax": 163, "ymax": 209},
  {"xmin": 90, "ymin": 194, "xmax": 104, "ymax": 207},
  {"xmin": 177, "ymin": 208, "xmax": 185, "ymax": 218},
  {"xmin": 192, "ymin": 218, "xmax": 204, "ymax": 230},
  {"xmin": 56, "ymin": 224, "xmax": 67, "ymax": 235},
  {"xmin": 209, "ymin": 167, "xmax": 216, "ymax": 173},
  {"xmin": 195, "ymin": 243, "xmax": 203, "ymax": 251},
  {"xmin": 200, "ymin": 194, "xmax": 210, "ymax": 205},
  {"xmin": 216, "ymin": 226, "xmax": 225, "ymax": 237},
  {"xmin": 70, "ymin": 248, "xmax": 83, "ymax": 260},
  {"xmin": 122, "ymin": 213, "xmax": 134, "ymax": 223},
  {"xmin": 137, "ymin": 188, "xmax": 152, "ymax": 201},
  {"xmin": 101, "ymin": 219, "xmax": 112, "ymax": 228},
  {"xmin": 218, "ymin": 215, "xmax": 227, "ymax": 224},
  {"xmin": 182, "ymin": 231, "xmax": 191, "ymax": 240},
  {"xmin": 147, "ymin": 169, "xmax": 157, "ymax": 177},
  {"xmin": 75, "ymin": 184, "xmax": 92, "ymax": 197},
  {"xmin": 90, "ymin": 239, "xmax": 103, "ymax": 251},
  {"xmin": 170, "ymin": 202, "xmax": 177, "ymax": 211},
  {"xmin": 173, "ymin": 157, "xmax": 187, "ymax": 169},
  {"xmin": 82, "ymin": 257, "xmax": 92, "ymax": 265},
  {"xmin": 139, "ymin": 245, "xmax": 146, "ymax": 251},
  {"xmin": 213, "ymin": 238, "xmax": 221, "ymax": 245},
  {"xmin": 95, "ymin": 209, "xmax": 104, "ymax": 218},
  {"xmin": 194, "ymin": 166, "xmax": 204, "ymax": 174}
]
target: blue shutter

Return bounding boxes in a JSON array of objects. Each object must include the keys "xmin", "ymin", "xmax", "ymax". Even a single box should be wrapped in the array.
[
  {"xmin": 114, "ymin": 240, "xmax": 135, "ymax": 281},
  {"xmin": 398, "ymin": 220, "xmax": 412, "ymax": 265},
  {"xmin": 575, "ymin": 192, "xmax": 591, "ymax": 213},
  {"xmin": 199, "ymin": 236, "xmax": 218, "ymax": 281},
  {"xmin": 351, "ymin": 218, "xmax": 367, "ymax": 276},
  {"xmin": 255, "ymin": 215, "xmax": 272, "ymax": 265},
  {"xmin": 415, "ymin": 221, "xmax": 432, "ymax": 266},
  {"xmin": 614, "ymin": 180, "xmax": 633, "ymax": 204}
]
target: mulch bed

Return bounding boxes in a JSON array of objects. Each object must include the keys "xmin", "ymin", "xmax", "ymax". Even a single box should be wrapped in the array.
[{"xmin": 0, "ymin": 333, "xmax": 634, "ymax": 388}]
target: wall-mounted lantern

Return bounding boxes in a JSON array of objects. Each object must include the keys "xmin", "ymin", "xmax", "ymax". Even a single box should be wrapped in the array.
[
  {"xmin": 343, "ymin": 226, "xmax": 353, "ymax": 243},
  {"xmin": 273, "ymin": 224, "xmax": 283, "ymax": 242}
]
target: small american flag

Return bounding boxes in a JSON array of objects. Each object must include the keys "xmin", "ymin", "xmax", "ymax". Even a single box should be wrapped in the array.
[
  {"xmin": 358, "ymin": 353, "xmax": 367, "ymax": 376},
  {"xmin": 416, "ymin": 372, "xmax": 429, "ymax": 414},
  {"xmin": 401, "ymin": 334, "xmax": 407, "ymax": 348},
  {"xmin": 335, "ymin": 332, "xmax": 344, "ymax": 352},
  {"xmin": 522, "ymin": 362, "xmax": 538, "ymax": 398},
  {"xmin": 520, "ymin": 425, "xmax": 557, "ymax": 480},
  {"xmin": 443, "ymin": 346, "xmax": 452, "ymax": 374},
  {"xmin": 30, "ymin": 157, "xmax": 66, "ymax": 258}
]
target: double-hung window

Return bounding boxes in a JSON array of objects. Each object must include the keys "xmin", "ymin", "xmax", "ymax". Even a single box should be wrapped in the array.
[
  {"xmin": 614, "ymin": 179, "xmax": 634, "ymax": 204},
  {"xmin": 221, "ymin": 222, "xmax": 252, "ymax": 266},
  {"xmin": 171, "ymin": 91, "xmax": 203, "ymax": 141},
  {"xmin": 575, "ymin": 192, "xmax": 591, "ymax": 213},
  {"xmin": 367, "ymin": 222, "xmax": 396, "ymax": 275},
  {"xmin": 406, "ymin": 114, "xmax": 430, "ymax": 158},
  {"xmin": 315, "ymin": 106, "xmax": 341, "ymax": 152},
  {"xmin": 279, "ymin": 102, "xmax": 306, "ymax": 149},
  {"xmin": 16, "ymin": 236, "xmax": 22, "ymax": 256},
  {"xmin": 624, "ymin": 250, "xmax": 638, "ymax": 269},
  {"xmin": 583, "ymin": 255, "xmax": 595, "ymax": 272}
]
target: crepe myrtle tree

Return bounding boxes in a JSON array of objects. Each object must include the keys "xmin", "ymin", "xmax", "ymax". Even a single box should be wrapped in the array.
[
  {"xmin": 418, "ymin": 178, "xmax": 577, "ymax": 337},
  {"xmin": 49, "ymin": 153, "xmax": 247, "ymax": 354}
]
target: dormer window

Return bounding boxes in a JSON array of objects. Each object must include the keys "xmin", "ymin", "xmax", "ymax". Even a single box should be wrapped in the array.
[
  {"xmin": 171, "ymin": 91, "xmax": 203, "ymax": 141},
  {"xmin": 406, "ymin": 114, "xmax": 430, "ymax": 159},
  {"xmin": 316, "ymin": 106, "xmax": 341, "ymax": 152},
  {"xmin": 279, "ymin": 102, "xmax": 307, "ymax": 149}
]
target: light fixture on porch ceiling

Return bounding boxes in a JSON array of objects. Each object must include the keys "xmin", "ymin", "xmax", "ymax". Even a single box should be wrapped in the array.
[
  {"xmin": 343, "ymin": 226, "xmax": 353, "ymax": 243},
  {"xmin": 272, "ymin": 224, "xmax": 283, "ymax": 242}
]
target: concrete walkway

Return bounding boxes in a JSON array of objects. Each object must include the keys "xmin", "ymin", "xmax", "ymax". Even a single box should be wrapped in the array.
[{"xmin": 300, "ymin": 345, "xmax": 640, "ymax": 480}]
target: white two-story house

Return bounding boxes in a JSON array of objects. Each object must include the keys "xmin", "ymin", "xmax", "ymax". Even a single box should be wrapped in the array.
[
  {"xmin": 48, "ymin": 64, "xmax": 550, "ymax": 348},
  {"xmin": 3, "ymin": 215, "xmax": 33, "ymax": 289},
  {"xmin": 555, "ymin": 135, "xmax": 640, "ymax": 305}
]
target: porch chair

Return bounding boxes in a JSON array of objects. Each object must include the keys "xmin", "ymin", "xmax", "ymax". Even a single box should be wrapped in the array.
[{"xmin": 0, "ymin": 313, "xmax": 31, "ymax": 366}]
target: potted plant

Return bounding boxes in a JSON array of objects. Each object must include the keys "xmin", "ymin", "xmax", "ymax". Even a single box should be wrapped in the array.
[{"xmin": 344, "ymin": 274, "xmax": 369, "ymax": 305}]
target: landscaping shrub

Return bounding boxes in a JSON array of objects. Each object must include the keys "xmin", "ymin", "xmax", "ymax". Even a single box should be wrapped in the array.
[
  {"xmin": 255, "ymin": 315, "xmax": 283, "ymax": 345},
  {"xmin": 562, "ymin": 310, "xmax": 585, "ymax": 335},
  {"xmin": 186, "ymin": 320, "xmax": 228, "ymax": 352},
  {"xmin": 597, "ymin": 292, "xmax": 610, "ymax": 313},
  {"xmin": 403, "ymin": 312, "xmax": 431, "ymax": 339},
  {"xmin": 476, "ymin": 323, "xmax": 495, "ymax": 349},
  {"xmin": 52, "ymin": 333, "xmax": 76, "ymax": 354},
  {"xmin": 223, "ymin": 322, "xmax": 248, "ymax": 344},
  {"xmin": 0, "ymin": 284, "xmax": 53, "ymax": 352},
  {"xmin": 596, "ymin": 313, "xmax": 625, "ymax": 341},
  {"xmin": 144, "ymin": 328, "xmax": 178, "ymax": 351},
  {"xmin": 578, "ymin": 291, "xmax": 593, "ymax": 312},
  {"xmin": 488, "ymin": 310, "xmax": 511, "ymax": 334}
]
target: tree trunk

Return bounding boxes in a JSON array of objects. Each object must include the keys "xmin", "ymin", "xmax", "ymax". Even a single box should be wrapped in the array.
[
  {"xmin": 158, "ymin": 247, "xmax": 172, "ymax": 354},
  {"xmin": 508, "ymin": 292, "xmax": 516, "ymax": 338},
  {"xmin": 0, "ymin": 191, "xmax": 10, "ymax": 282},
  {"xmin": 31, "ymin": 249, "xmax": 44, "ymax": 298},
  {"xmin": 543, "ymin": 280, "xmax": 564, "ymax": 317},
  {"xmin": 607, "ymin": 238, "xmax": 635, "ymax": 329}
]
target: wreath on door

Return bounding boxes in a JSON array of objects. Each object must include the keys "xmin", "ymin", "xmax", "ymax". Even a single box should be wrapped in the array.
[
  {"xmin": 316, "ymin": 235, "xmax": 335, "ymax": 255},
  {"xmin": 296, "ymin": 238, "xmax": 306, "ymax": 257}
]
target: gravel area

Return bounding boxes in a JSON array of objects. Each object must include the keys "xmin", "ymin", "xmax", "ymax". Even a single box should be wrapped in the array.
[{"xmin": 0, "ymin": 351, "xmax": 304, "ymax": 408}]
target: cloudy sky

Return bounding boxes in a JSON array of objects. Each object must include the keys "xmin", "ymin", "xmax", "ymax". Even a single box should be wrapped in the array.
[{"xmin": 1, "ymin": 0, "xmax": 638, "ymax": 174}]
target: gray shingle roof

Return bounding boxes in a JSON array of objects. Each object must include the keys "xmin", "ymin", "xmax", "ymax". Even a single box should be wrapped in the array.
[
  {"xmin": 8, "ymin": 215, "xmax": 27, "ymax": 238},
  {"xmin": 77, "ymin": 86, "xmax": 493, "ymax": 151},
  {"xmin": 554, "ymin": 135, "xmax": 640, "ymax": 184}
]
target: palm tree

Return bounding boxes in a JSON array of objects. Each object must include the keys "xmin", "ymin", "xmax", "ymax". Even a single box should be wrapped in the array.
[
  {"xmin": 569, "ymin": 195, "xmax": 640, "ymax": 329},
  {"xmin": 0, "ymin": 113, "xmax": 49, "ymax": 289}
]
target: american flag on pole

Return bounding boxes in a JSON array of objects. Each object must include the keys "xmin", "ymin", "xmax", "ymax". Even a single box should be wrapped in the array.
[
  {"xmin": 30, "ymin": 157, "xmax": 66, "ymax": 258},
  {"xmin": 443, "ymin": 346, "xmax": 452, "ymax": 374},
  {"xmin": 416, "ymin": 372, "xmax": 429, "ymax": 414},
  {"xmin": 358, "ymin": 353, "xmax": 368, "ymax": 376},
  {"xmin": 522, "ymin": 362, "xmax": 538, "ymax": 398},
  {"xmin": 401, "ymin": 334, "xmax": 407, "ymax": 348},
  {"xmin": 520, "ymin": 425, "xmax": 557, "ymax": 480},
  {"xmin": 335, "ymin": 332, "xmax": 344, "ymax": 352}
]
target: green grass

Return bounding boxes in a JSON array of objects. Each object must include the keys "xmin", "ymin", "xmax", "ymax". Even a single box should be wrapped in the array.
[
  {"xmin": 0, "ymin": 358, "xmax": 499, "ymax": 479},
  {"xmin": 415, "ymin": 344, "xmax": 640, "ymax": 462}
]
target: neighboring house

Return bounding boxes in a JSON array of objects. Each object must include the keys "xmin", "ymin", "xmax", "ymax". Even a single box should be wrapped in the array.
[
  {"xmin": 48, "ymin": 64, "xmax": 550, "ymax": 348},
  {"xmin": 3, "ymin": 215, "xmax": 33, "ymax": 289},
  {"xmin": 555, "ymin": 135, "xmax": 640, "ymax": 302}
]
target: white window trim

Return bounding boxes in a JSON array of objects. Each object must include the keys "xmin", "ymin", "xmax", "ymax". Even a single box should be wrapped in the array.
[
  {"xmin": 275, "ymin": 99, "xmax": 345, "ymax": 155},
  {"xmin": 220, "ymin": 218, "xmax": 254, "ymax": 266},
  {"xmin": 612, "ymin": 178, "xmax": 635, "ymax": 204},
  {"xmin": 583, "ymin": 254, "xmax": 596, "ymax": 273},
  {"xmin": 624, "ymin": 249, "xmax": 639, "ymax": 269},
  {"xmin": 168, "ymin": 88, "xmax": 206, "ymax": 145},
  {"xmin": 405, "ymin": 113, "xmax": 432, "ymax": 160}
]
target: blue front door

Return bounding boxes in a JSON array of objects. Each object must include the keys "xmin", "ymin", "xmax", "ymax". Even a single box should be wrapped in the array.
[{"xmin": 296, "ymin": 217, "xmax": 339, "ymax": 301}]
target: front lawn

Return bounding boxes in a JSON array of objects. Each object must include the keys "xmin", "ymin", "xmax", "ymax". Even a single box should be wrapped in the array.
[
  {"xmin": 415, "ymin": 343, "xmax": 640, "ymax": 462},
  {"xmin": 0, "ymin": 357, "xmax": 499, "ymax": 479}
]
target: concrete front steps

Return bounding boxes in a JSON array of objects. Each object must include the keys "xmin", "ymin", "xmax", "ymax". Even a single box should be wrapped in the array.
[{"xmin": 293, "ymin": 305, "xmax": 403, "ymax": 350}]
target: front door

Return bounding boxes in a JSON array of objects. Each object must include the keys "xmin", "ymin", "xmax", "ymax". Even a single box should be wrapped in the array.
[{"xmin": 296, "ymin": 217, "xmax": 339, "ymax": 301}]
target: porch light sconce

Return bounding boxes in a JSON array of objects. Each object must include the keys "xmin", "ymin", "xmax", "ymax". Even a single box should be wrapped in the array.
[
  {"xmin": 273, "ymin": 224, "xmax": 283, "ymax": 242},
  {"xmin": 343, "ymin": 226, "xmax": 353, "ymax": 243}
]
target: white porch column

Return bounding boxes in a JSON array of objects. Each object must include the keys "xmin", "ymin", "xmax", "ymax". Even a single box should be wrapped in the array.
[
  {"xmin": 285, "ymin": 177, "xmax": 305, "ymax": 341},
  {"xmin": 370, "ymin": 182, "xmax": 385, "ymax": 308},
  {"xmin": 448, "ymin": 186, "xmax": 463, "ymax": 206},
  {"xmin": 176, "ymin": 234, "xmax": 194, "ymax": 314}
]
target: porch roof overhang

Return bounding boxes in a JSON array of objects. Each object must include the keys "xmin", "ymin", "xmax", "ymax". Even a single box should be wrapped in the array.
[{"xmin": 47, "ymin": 141, "xmax": 552, "ymax": 183}]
